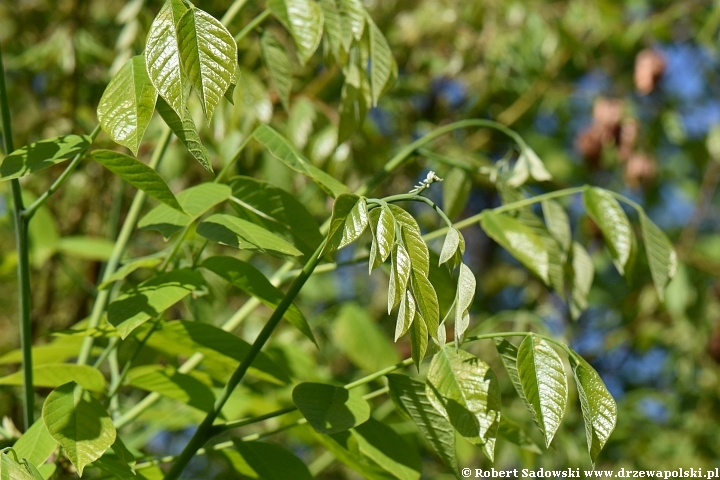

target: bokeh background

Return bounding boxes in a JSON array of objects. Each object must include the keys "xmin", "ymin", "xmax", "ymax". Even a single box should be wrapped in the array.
[{"xmin": 1, "ymin": 0, "xmax": 719, "ymax": 477}]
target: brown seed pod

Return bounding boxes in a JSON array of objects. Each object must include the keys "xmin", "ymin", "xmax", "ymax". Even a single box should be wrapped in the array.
[
  {"xmin": 634, "ymin": 49, "xmax": 666, "ymax": 95},
  {"xmin": 624, "ymin": 152, "xmax": 657, "ymax": 187}
]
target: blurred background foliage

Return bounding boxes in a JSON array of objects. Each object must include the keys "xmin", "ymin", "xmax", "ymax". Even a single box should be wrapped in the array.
[{"xmin": 1, "ymin": 0, "xmax": 720, "ymax": 477}]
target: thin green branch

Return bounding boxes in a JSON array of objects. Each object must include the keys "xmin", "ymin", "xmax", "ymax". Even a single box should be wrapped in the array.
[
  {"xmin": 234, "ymin": 9, "xmax": 271, "ymax": 43},
  {"xmin": 221, "ymin": 0, "xmax": 250, "ymax": 25},
  {"xmin": 214, "ymin": 133, "xmax": 253, "ymax": 183},
  {"xmin": 0, "ymin": 43, "xmax": 34, "ymax": 430},
  {"xmin": 22, "ymin": 124, "xmax": 101, "ymax": 219}
]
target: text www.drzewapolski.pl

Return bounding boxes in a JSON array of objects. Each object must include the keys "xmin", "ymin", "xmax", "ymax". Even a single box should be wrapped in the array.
[{"xmin": 461, "ymin": 468, "xmax": 720, "ymax": 479}]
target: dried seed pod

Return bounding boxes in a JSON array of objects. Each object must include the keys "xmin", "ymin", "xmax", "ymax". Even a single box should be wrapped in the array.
[
  {"xmin": 624, "ymin": 152, "xmax": 657, "ymax": 187},
  {"xmin": 634, "ymin": 49, "xmax": 666, "ymax": 95}
]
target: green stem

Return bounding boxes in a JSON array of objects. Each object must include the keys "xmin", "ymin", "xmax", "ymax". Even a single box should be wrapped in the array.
[
  {"xmin": 164, "ymin": 240, "xmax": 327, "ymax": 479},
  {"xmin": 77, "ymin": 128, "xmax": 172, "ymax": 365},
  {"xmin": 234, "ymin": 9, "xmax": 271, "ymax": 43},
  {"xmin": 214, "ymin": 131, "xmax": 252, "ymax": 183},
  {"xmin": 221, "ymin": 0, "xmax": 250, "ymax": 25},
  {"xmin": 0, "ymin": 44, "xmax": 33, "ymax": 430},
  {"xmin": 105, "ymin": 321, "xmax": 158, "ymax": 408},
  {"xmin": 22, "ymin": 125, "xmax": 101, "ymax": 220}
]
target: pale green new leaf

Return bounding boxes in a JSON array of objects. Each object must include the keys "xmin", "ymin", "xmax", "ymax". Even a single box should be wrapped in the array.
[
  {"xmin": 409, "ymin": 310, "xmax": 428, "ymax": 369},
  {"xmin": 0, "ymin": 364, "xmax": 105, "ymax": 392},
  {"xmin": 197, "ymin": 213, "xmax": 303, "ymax": 258},
  {"xmin": 508, "ymin": 147, "xmax": 552, "ymax": 187},
  {"xmin": 145, "ymin": 0, "xmax": 190, "ymax": 118},
  {"xmin": 443, "ymin": 167, "xmax": 471, "ymax": 220},
  {"xmin": 13, "ymin": 419, "xmax": 57, "ymax": 468},
  {"xmin": 542, "ymin": 199, "xmax": 571, "ymax": 255},
  {"xmin": 139, "ymin": 182, "xmax": 231, "ymax": 238},
  {"xmin": 583, "ymin": 187, "xmax": 633, "ymax": 275},
  {"xmin": 426, "ymin": 347, "xmax": 501, "ymax": 461},
  {"xmin": 388, "ymin": 243, "xmax": 411, "ymax": 313},
  {"xmin": 494, "ymin": 338, "xmax": 536, "ymax": 423},
  {"xmin": 409, "ymin": 269, "xmax": 440, "ymax": 342},
  {"xmin": 516, "ymin": 335, "xmax": 568, "ymax": 447},
  {"xmin": 366, "ymin": 15, "xmax": 396, "ymax": 105},
  {"xmin": 261, "ymin": 31, "xmax": 292, "ymax": 111},
  {"xmin": 569, "ymin": 354, "xmax": 617, "ymax": 466},
  {"xmin": 0, "ymin": 135, "xmax": 91, "ymax": 181},
  {"xmin": 202, "ymin": 256, "xmax": 314, "ymax": 344},
  {"xmin": 56, "ymin": 236, "xmax": 115, "ymax": 261},
  {"xmin": 292, "ymin": 383, "xmax": 370, "ymax": 434},
  {"xmin": 97, "ymin": 55, "xmax": 157, "ymax": 155},
  {"xmin": 230, "ymin": 440, "xmax": 313, "ymax": 480},
  {"xmin": 390, "ymin": 205, "xmax": 429, "ymax": 275},
  {"xmin": 176, "ymin": 5, "xmax": 238, "ymax": 123},
  {"xmin": 481, "ymin": 211, "xmax": 550, "ymax": 284},
  {"xmin": 640, "ymin": 212, "xmax": 678, "ymax": 301},
  {"xmin": 455, "ymin": 263, "xmax": 475, "ymax": 343},
  {"xmin": 351, "ymin": 418, "xmax": 422, "ymax": 480},
  {"xmin": 268, "ymin": 0, "xmax": 324, "ymax": 65},
  {"xmin": 323, "ymin": 193, "xmax": 368, "ymax": 254},
  {"xmin": 126, "ymin": 365, "xmax": 215, "ymax": 412},
  {"xmin": 98, "ymin": 256, "xmax": 163, "ymax": 290},
  {"xmin": 91, "ymin": 150, "xmax": 182, "ymax": 211},
  {"xmin": 156, "ymin": 96, "xmax": 212, "ymax": 172},
  {"xmin": 42, "ymin": 382, "xmax": 116, "ymax": 476},
  {"xmin": 395, "ymin": 290, "xmax": 416, "ymax": 341},
  {"xmin": 254, "ymin": 125, "xmax": 349, "ymax": 197},
  {"xmin": 386, "ymin": 374, "xmax": 458, "ymax": 472},
  {"xmin": 439, "ymin": 227, "xmax": 461, "ymax": 266},
  {"xmin": 340, "ymin": 0, "xmax": 365, "ymax": 41},
  {"xmin": 0, "ymin": 451, "xmax": 38, "ymax": 480},
  {"xmin": 570, "ymin": 242, "xmax": 594, "ymax": 320},
  {"xmin": 368, "ymin": 205, "xmax": 394, "ymax": 272},
  {"xmin": 333, "ymin": 303, "xmax": 399, "ymax": 371},
  {"xmin": 108, "ymin": 268, "xmax": 205, "ymax": 338}
]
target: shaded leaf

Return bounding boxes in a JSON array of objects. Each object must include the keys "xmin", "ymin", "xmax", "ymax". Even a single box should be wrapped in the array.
[
  {"xmin": 42, "ymin": 382, "xmax": 116, "ymax": 476},
  {"xmin": 338, "ymin": 80, "xmax": 368, "ymax": 144},
  {"xmin": 197, "ymin": 213, "xmax": 303, "ymax": 258},
  {"xmin": 409, "ymin": 269, "xmax": 439, "ymax": 342},
  {"xmin": 91, "ymin": 150, "xmax": 182, "ymax": 211},
  {"xmin": 409, "ymin": 309, "xmax": 429, "ymax": 369},
  {"xmin": 368, "ymin": 204, "xmax": 394, "ymax": 272},
  {"xmin": 268, "ymin": 0, "xmax": 324, "ymax": 64},
  {"xmin": 98, "ymin": 256, "xmax": 163, "ymax": 290},
  {"xmin": 508, "ymin": 147, "xmax": 552, "ymax": 187},
  {"xmin": 516, "ymin": 335, "xmax": 568, "ymax": 447},
  {"xmin": 438, "ymin": 227, "xmax": 460, "ymax": 266},
  {"xmin": 0, "ymin": 135, "xmax": 91, "ymax": 181},
  {"xmin": 332, "ymin": 303, "xmax": 399, "ymax": 372},
  {"xmin": 351, "ymin": 418, "xmax": 422, "ymax": 480},
  {"xmin": 108, "ymin": 268, "xmax": 205, "ymax": 338},
  {"xmin": 261, "ymin": 31, "xmax": 292, "ymax": 111},
  {"xmin": 292, "ymin": 383, "xmax": 370, "ymax": 434},
  {"xmin": 322, "ymin": 193, "xmax": 368, "ymax": 254},
  {"xmin": 498, "ymin": 417, "xmax": 542, "ymax": 454},
  {"xmin": 230, "ymin": 440, "xmax": 313, "ymax": 480},
  {"xmin": 97, "ymin": 55, "xmax": 157, "ymax": 155},
  {"xmin": 426, "ymin": 347, "xmax": 501, "ymax": 461},
  {"xmin": 310, "ymin": 431, "xmax": 395, "ymax": 480},
  {"xmin": 202, "ymin": 256, "xmax": 314, "ymax": 343},
  {"xmin": 570, "ymin": 242, "xmax": 594, "ymax": 320},
  {"xmin": 156, "ymin": 96, "xmax": 212, "ymax": 172},
  {"xmin": 126, "ymin": 365, "xmax": 215, "ymax": 412},
  {"xmin": 0, "ymin": 363, "xmax": 106, "ymax": 392},
  {"xmin": 583, "ymin": 187, "xmax": 633, "ymax": 275},
  {"xmin": 640, "ymin": 212, "xmax": 678, "ymax": 301},
  {"xmin": 542, "ymin": 199, "xmax": 571, "ymax": 255}
]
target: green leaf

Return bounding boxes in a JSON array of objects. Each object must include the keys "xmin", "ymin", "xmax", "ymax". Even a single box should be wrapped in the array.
[
  {"xmin": 229, "ymin": 176, "xmax": 323, "ymax": 259},
  {"xmin": 455, "ymin": 263, "xmax": 475, "ymax": 343},
  {"xmin": 310, "ymin": 431, "xmax": 395, "ymax": 480},
  {"xmin": 508, "ymin": 147, "xmax": 552, "ymax": 187},
  {"xmin": 90, "ymin": 150, "xmax": 182, "ymax": 211},
  {"xmin": 395, "ymin": 290, "xmax": 416, "ymax": 341},
  {"xmin": 388, "ymin": 243, "xmax": 412, "ymax": 315},
  {"xmin": 351, "ymin": 418, "xmax": 422, "ymax": 480},
  {"xmin": 126, "ymin": 365, "xmax": 215, "ymax": 412},
  {"xmin": 569, "ymin": 354, "xmax": 617, "ymax": 466},
  {"xmin": 640, "ymin": 212, "xmax": 678, "ymax": 301},
  {"xmin": 338, "ymin": 79, "xmax": 368, "ymax": 144},
  {"xmin": 108, "ymin": 268, "xmax": 205, "ymax": 339},
  {"xmin": 390, "ymin": 205, "xmax": 429, "ymax": 275},
  {"xmin": 493, "ymin": 338, "xmax": 531, "ymax": 407},
  {"xmin": 230, "ymin": 440, "xmax": 313, "ymax": 480},
  {"xmin": 156, "ymin": 96, "xmax": 212, "ymax": 173},
  {"xmin": 13, "ymin": 419, "xmax": 57, "ymax": 468},
  {"xmin": 409, "ymin": 268, "xmax": 439, "ymax": 342},
  {"xmin": 542, "ymin": 199, "xmax": 571, "ymax": 255},
  {"xmin": 42, "ymin": 382, "xmax": 116, "ymax": 476},
  {"xmin": 97, "ymin": 55, "xmax": 157, "ymax": 155},
  {"xmin": 0, "ymin": 135, "xmax": 91, "ymax": 181},
  {"xmin": 202, "ymin": 256, "xmax": 314, "ymax": 344},
  {"xmin": 368, "ymin": 204, "xmax": 395, "ymax": 272},
  {"xmin": 332, "ymin": 303, "xmax": 400, "ymax": 372},
  {"xmin": 0, "ymin": 364, "xmax": 106, "ymax": 392},
  {"xmin": 176, "ymin": 5, "xmax": 238, "ymax": 123},
  {"xmin": 138, "ymin": 182, "xmax": 231, "ymax": 238},
  {"xmin": 56, "ymin": 236, "xmax": 116, "ymax": 261},
  {"xmin": 261, "ymin": 31, "xmax": 292, "ymax": 111},
  {"xmin": 320, "ymin": 0, "xmax": 343, "ymax": 60},
  {"xmin": 145, "ymin": 0, "xmax": 190, "ymax": 118},
  {"xmin": 570, "ymin": 242, "xmax": 594, "ymax": 320},
  {"xmin": 366, "ymin": 16, "xmax": 396, "ymax": 105},
  {"xmin": 426, "ymin": 347, "xmax": 501, "ymax": 461},
  {"xmin": 286, "ymin": 98, "xmax": 317, "ymax": 149},
  {"xmin": 268, "ymin": 0, "xmax": 324, "ymax": 65},
  {"xmin": 409, "ymin": 308, "xmax": 429, "ymax": 369},
  {"xmin": 339, "ymin": 0, "xmax": 365, "ymax": 41},
  {"xmin": 442, "ymin": 167, "xmax": 471, "ymax": 220},
  {"xmin": 292, "ymin": 383, "xmax": 370, "ymax": 434},
  {"xmin": 254, "ymin": 125, "xmax": 349, "ymax": 197},
  {"xmin": 145, "ymin": 320, "xmax": 291, "ymax": 385},
  {"xmin": 98, "ymin": 256, "xmax": 163, "ymax": 290},
  {"xmin": 583, "ymin": 187, "xmax": 633, "ymax": 275},
  {"xmin": 498, "ymin": 417, "xmax": 542, "ymax": 454},
  {"xmin": 438, "ymin": 227, "xmax": 460, "ymax": 266},
  {"xmin": 386, "ymin": 374, "xmax": 457, "ymax": 472},
  {"xmin": 481, "ymin": 211, "xmax": 550, "ymax": 284},
  {"xmin": 0, "ymin": 451, "xmax": 38, "ymax": 480},
  {"xmin": 197, "ymin": 213, "xmax": 303, "ymax": 258},
  {"xmin": 0, "ymin": 336, "xmax": 101, "ymax": 365},
  {"xmin": 322, "ymin": 193, "xmax": 368, "ymax": 254},
  {"xmin": 516, "ymin": 335, "xmax": 568, "ymax": 447}
]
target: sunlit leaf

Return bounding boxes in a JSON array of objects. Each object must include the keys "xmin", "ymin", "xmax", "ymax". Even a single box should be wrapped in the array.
[
  {"xmin": 366, "ymin": 15, "xmax": 396, "ymax": 105},
  {"xmin": 542, "ymin": 199, "xmax": 571, "ymax": 255},
  {"xmin": 197, "ymin": 213, "xmax": 303, "ymax": 258},
  {"xmin": 409, "ymin": 268, "xmax": 439, "ymax": 342},
  {"xmin": 570, "ymin": 242, "xmax": 594, "ymax": 320},
  {"xmin": 98, "ymin": 256, "xmax": 163, "ymax": 290},
  {"xmin": 0, "ymin": 451, "xmax": 41, "ymax": 480},
  {"xmin": 42, "ymin": 382, "xmax": 116, "ymax": 476},
  {"xmin": 390, "ymin": 205, "xmax": 429, "ymax": 275},
  {"xmin": 230, "ymin": 440, "xmax": 313, "ymax": 480},
  {"xmin": 261, "ymin": 31, "xmax": 292, "ymax": 111},
  {"xmin": 0, "ymin": 363, "xmax": 106, "ymax": 392},
  {"xmin": 388, "ymin": 243, "xmax": 411, "ymax": 313},
  {"xmin": 12, "ymin": 419, "xmax": 57, "ymax": 468},
  {"xmin": 640, "ymin": 212, "xmax": 678, "ymax": 301},
  {"xmin": 442, "ymin": 168, "xmax": 471, "ymax": 220},
  {"xmin": 0, "ymin": 135, "xmax": 91, "ymax": 181},
  {"xmin": 409, "ymin": 309, "xmax": 428, "ymax": 368},
  {"xmin": 368, "ymin": 204, "xmax": 394, "ymax": 272},
  {"xmin": 339, "ymin": 0, "xmax": 365, "ymax": 41},
  {"xmin": 292, "ymin": 383, "xmax": 370, "ymax": 434},
  {"xmin": 126, "ymin": 365, "xmax": 215, "ymax": 412},
  {"xmin": 455, "ymin": 263, "xmax": 475, "ymax": 343},
  {"xmin": 395, "ymin": 290, "xmax": 416, "ymax": 341},
  {"xmin": 332, "ymin": 303, "xmax": 399, "ymax": 372},
  {"xmin": 56, "ymin": 236, "xmax": 115, "ymax": 261},
  {"xmin": 351, "ymin": 418, "xmax": 422, "ymax": 480},
  {"xmin": 156, "ymin": 96, "xmax": 212, "ymax": 172},
  {"xmin": 268, "ymin": 0, "xmax": 324, "ymax": 65},
  {"xmin": 97, "ymin": 55, "xmax": 157, "ymax": 155},
  {"xmin": 583, "ymin": 187, "xmax": 633, "ymax": 275},
  {"xmin": 322, "ymin": 193, "xmax": 368, "ymax": 254},
  {"xmin": 516, "ymin": 335, "xmax": 568, "ymax": 447}
]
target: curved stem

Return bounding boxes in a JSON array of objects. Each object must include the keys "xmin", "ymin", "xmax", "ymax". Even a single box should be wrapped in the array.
[
  {"xmin": 22, "ymin": 124, "xmax": 101, "ymax": 220},
  {"xmin": 0, "ymin": 44, "xmax": 33, "ymax": 430},
  {"xmin": 234, "ymin": 9, "xmax": 271, "ymax": 43},
  {"xmin": 221, "ymin": 0, "xmax": 250, "ymax": 25},
  {"xmin": 77, "ymin": 128, "xmax": 172, "ymax": 365}
]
